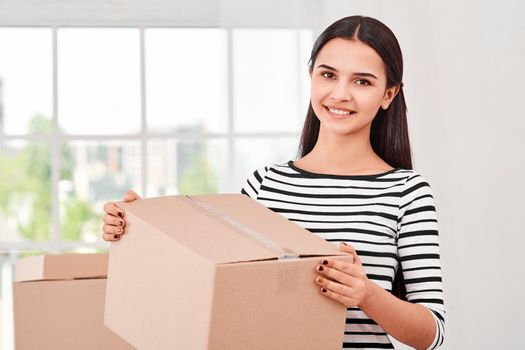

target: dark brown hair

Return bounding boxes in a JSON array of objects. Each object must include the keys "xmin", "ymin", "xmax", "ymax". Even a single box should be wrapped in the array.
[{"xmin": 298, "ymin": 16, "xmax": 412, "ymax": 300}]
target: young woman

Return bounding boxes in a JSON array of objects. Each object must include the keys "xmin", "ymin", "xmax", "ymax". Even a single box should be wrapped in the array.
[{"xmin": 102, "ymin": 16, "xmax": 445, "ymax": 350}]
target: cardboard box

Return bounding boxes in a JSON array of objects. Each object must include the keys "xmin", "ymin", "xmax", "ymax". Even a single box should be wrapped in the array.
[
  {"xmin": 13, "ymin": 253, "xmax": 135, "ymax": 350},
  {"xmin": 105, "ymin": 194, "xmax": 354, "ymax": 350}
]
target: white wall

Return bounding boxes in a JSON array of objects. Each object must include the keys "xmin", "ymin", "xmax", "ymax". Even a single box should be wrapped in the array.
[{"xmin": 319, "ymin": 1, "xmax": 525, "ymax": 349}]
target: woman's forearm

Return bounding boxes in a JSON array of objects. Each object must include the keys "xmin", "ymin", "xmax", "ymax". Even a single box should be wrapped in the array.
[{"xmin": 359, "ymin": 281, "xmax": 436, "ymax": 350}]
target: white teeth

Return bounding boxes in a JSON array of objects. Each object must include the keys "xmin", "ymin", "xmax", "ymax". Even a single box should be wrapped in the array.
[{"xmin": 327, "ymin": 107, "xmax": 352, "ymax": 115}]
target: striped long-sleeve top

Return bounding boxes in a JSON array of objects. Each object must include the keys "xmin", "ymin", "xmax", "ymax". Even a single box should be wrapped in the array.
[{"xmin": 240, "ymin": 161, "xmax": 445, "ymax": 350}]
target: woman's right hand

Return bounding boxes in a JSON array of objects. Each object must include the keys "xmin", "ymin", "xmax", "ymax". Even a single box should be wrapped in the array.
[{"xmin": 102, "ymin": 189, "xmax": 142, "ymax": 242}]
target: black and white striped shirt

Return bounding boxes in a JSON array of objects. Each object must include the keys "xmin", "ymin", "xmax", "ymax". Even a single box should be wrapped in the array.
[{"xmin": 241, "ymin": 161, "xmax": 445, "ymax": 350}]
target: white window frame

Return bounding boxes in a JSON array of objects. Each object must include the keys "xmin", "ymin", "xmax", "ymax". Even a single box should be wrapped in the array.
[{"xmin": 0, "ymin": 0, "xmax": 316, "ymax": 253}]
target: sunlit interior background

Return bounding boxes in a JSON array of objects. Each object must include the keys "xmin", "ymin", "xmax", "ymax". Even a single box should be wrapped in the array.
[{"xmin": 1, "ymin": 0, "xmax": 524, "ymax": 349}]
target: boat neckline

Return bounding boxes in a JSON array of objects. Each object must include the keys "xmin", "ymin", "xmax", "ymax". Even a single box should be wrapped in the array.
[{"xmin": 287, "ymin": 160, "xmax": 403, "ymax": 179}]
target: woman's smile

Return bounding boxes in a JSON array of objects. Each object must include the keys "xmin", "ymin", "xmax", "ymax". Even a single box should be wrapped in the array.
[{"xmin": 324, "ymin": 105, "xmax": 357, "ymax": 119}]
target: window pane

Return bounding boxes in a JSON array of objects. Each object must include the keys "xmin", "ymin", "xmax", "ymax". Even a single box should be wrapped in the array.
[
  {"xmin": 60, "ymin": 141, "xmax": 141, "ymax": 241},
  {"xmin": 58, "ymin": 28, "xmax": 141, "ymax": 134},
  {"xmin": 147, "ymin": 139, "xmax": 229, "ymax": 197},
  {"xmin": 0, "ymin": 140, "xmax": 52, "ymax": 242},
  {"xmin": 233, "ymin": 29, "xmax": 312, "ymax": 133},
  {"xmin": 145, "ymin": 29, "xmax": 228, "ymax": 133},
  {"xmin": 0, "ymin": 28, "xmax": 52, "ymax": 135},
  {"xmin": 234, "ymin": 137, "xmax": 299, "ymax": 191}
]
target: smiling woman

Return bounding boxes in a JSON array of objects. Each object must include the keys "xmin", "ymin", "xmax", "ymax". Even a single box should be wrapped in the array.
[{"xmin": 241, "ymin": 16, "xmax": 445, "ymax": 350}]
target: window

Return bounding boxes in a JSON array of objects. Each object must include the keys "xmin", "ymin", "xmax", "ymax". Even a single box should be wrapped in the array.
[
  {"xmin": 0, "ymin": 25, "xmax": 312, "ymax": 347},
  {"xmin": 0, "ymin": 26, "xmax": 312, "ymax": 248}
]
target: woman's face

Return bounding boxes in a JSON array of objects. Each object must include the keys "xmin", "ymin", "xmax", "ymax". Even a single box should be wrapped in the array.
[{"xmin": 309, "ymin": 38, "xmax": 399, "ymax": 138}]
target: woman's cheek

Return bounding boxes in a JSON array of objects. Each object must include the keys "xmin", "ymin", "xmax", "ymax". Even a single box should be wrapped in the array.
[
  {"xmin": 310, "ymin": 90, "xmax": 326, "ymax": 114},
  {"xmin": 356, "ymin": 94, "xmax": 381, "ymax": 117}
]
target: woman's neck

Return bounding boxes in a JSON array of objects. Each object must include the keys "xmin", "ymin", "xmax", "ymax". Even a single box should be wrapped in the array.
[{"xmin": 297, "ymin": 124, "xmax": 392, "ymax": 174}]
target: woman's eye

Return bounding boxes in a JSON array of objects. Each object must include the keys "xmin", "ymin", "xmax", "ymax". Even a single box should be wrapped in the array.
[
  {"xmin": 355, "ymin": 79, "xmax": 371, "ymax": 86},
  {"xmin": 321, "ymin": 72, "xmax": 335, "ymax": 79}
]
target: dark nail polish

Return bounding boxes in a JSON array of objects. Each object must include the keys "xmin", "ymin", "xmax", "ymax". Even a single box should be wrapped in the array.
[
  {"xmin": 117, "ymin": 211, "xmax": 123, "ymax": 218},
  {"xmin": 118, "ymin": 219, "xmax": 124, "ymax": 226},
  {"xmin": 322, "ymin": 259, "xmax": 328, "ymax": 265},
  {"xmin": 113, "ymin": 234, "xmax": 119, "ymax": 239},
  {"xmin": 317, "ymin": 265, "xmax": 324, "ymax": 272},
  {"xmin": 342, "ymin": 242, "xmax": 348, "ymax": 246},
  {"xmin": 321, "ymin": 288, "xmax": 327, "ymax": 293}
]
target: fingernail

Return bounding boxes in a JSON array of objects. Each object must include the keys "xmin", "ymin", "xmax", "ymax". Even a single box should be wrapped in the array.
[
  {"xmin": 316, "ymin": 276, "xmax": 324, "ymax": 283},
  {"xmin": 341, "ymin": 242, "xmax": 348, "ymax": 246},
  {"xmin": 322, "ymin": 259, "xmax": 328, "ymax": 265},
  {"xmin": 113, "ymin": 234, "xmax": 119, "ymax": 239},
  {"xmin": 118, "ymin": 219, "xmax": 124, "ymax": 226},
  {"xmin": 321, "ymin": 288, "xmax": 327, "ymax": 293},
  {"xmin": 116, "ymin": 227, "xmax": 122, "ymax": 234},
  {"xmin": 317, "ymin": 265, "xmax": 324, "ymax": 272},
  {"xmin": 117, "ymin": 210, "xmax": 123, "ymax": 218}
]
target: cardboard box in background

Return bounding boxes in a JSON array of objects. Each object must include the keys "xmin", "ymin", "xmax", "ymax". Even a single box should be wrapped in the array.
[
  {"xmin": 13, "ymin": 253, "xmax": 135, "ymax": 350},
  {"xmin": 105, "ymin": 194, "xmax": 354, "ymax": 350}
]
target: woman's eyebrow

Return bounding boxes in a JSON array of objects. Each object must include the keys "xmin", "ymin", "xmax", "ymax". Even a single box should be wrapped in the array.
[{"xmin": 316, "ymin": 64, "xmax": 378, "ymax": 80}]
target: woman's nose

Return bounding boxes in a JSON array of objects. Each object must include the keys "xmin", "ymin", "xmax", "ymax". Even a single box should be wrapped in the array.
[{"xmin": 330, "ymin": 81, "xmax": 352, "ymax": 101}]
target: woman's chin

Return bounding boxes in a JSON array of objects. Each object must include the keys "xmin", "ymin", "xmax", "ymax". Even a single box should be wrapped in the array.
[
  {"xmin": 318, "ymin": 118, "xmax": 371, "ymax": 138},
  {"xmin": 321, "ymin": 125, "xmax": 358, "ymax": 137}
]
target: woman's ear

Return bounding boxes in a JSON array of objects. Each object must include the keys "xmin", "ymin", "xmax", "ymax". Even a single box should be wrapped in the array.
[
  {"xmin": 381, "ymin": 85, "xmax": 400, "ymax": 110},
  {"xmin": 308, "ymin": 68, "xmax": 313, "ymax": 78}
]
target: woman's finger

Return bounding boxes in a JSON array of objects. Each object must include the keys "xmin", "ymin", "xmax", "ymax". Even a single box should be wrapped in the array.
[
  {"xmin": 103, "ymin": 201, "xmax": 124, "ymax": 218},
  {"xmin": 316, "ymin": 264, "xmax": 358, "ymax": 287},
  {"xmin": 315, "ymin": 275, "xmax": 354, "ymax": 299},
  {"xmin": 103, "ymin": 214, "xmax": 126, "ymax": 228},
  {"xmin": 339, "ymin": 242, "xmax": 363, "ymax": 267},
  {"xmin": 318, "ymin": 258, "xmax": 361, "ymax": 276},
  {"xmin": 102, "ymin": 232, "xmax": 121, "ymax": 242},
  {"xmin": 123, "ymin": 189, "xmax": 141, "ymax": 202},
  {"xmin": 318, "ymin": 284, "xmax": 357, "ymax": 308},
  {"xmin": 103, "ymin": 224, "xmax": 124, "ymax": 236}
]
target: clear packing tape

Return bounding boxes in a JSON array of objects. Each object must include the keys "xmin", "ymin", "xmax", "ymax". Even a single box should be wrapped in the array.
[{"xmin": 186, "ymin": 196, "xmax": 300, "ymax": 261}]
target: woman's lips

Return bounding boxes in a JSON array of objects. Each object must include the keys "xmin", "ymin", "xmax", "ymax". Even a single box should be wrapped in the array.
[{"xmin": 324, "ymin": 106, "xmax": 356, "ymax": 118}]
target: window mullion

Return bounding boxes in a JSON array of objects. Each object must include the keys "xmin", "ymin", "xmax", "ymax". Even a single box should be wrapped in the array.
[
  {"xmin": 226, "ymin": 28, "xmax": 234, "ymax": 192},
  {"xmin": 140, "ymin": 27, "xmax": 148, "ymax": 196},
  {"xmin": 51, "ymin": 26, "xmax": 60, "ymax": 251}
]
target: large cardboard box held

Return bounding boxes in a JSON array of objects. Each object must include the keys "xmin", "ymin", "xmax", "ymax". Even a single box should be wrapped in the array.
[
  {"xmin": 105, "ymin": 194, "xmax": 354, "ymax": 350},
  {"xmin": 13, "ymin": 253, "xmax": 135, "ymax": 350}
]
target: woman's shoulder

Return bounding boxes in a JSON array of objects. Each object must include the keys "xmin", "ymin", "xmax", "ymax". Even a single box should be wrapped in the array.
[
  {"xmin": 240, "ymin": 162, "xmax": 289, "ymax": 199},
  {"xmin": 247, "ymin": 161, "xmax": 290, "ymax": 181},
  {"xmin": 398, "ymin": 168, "xmax": 435, "ymax": 188},
  {"xmin": 397, "ymin": 168, "xmax": 437, "ymax": 207}
]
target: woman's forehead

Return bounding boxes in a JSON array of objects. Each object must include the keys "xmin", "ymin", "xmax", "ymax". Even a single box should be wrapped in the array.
[{"xmin": 315, "ymin": 38, "xmax": 385, "ymax": 78}]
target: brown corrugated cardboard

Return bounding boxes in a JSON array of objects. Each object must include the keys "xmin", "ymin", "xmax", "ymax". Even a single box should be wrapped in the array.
[
  {"xmin": 14, "ymin": 253, "xmax": 108, "ymax": 282},
  {"xmin": 13, "ymin": 253, "xmax": 135, "ymax": 350},
  {"xmin": 105, "ymin": 194, "xmax": 354, "ymax": 350}
]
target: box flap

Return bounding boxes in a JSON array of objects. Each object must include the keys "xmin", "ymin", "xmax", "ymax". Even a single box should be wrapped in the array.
[
  {"xmin": 117, "ymin": 194, "xmax": 347, "ymax": 264},
  {"xmin": 14, "ymin": 253, "xmax": 108, "ymax": 282}
]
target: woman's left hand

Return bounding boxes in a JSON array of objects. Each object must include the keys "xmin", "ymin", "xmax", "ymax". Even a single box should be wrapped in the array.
[{"xmin": 315, "ymin": 242, "xmax": 371, "ymax": 308}]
